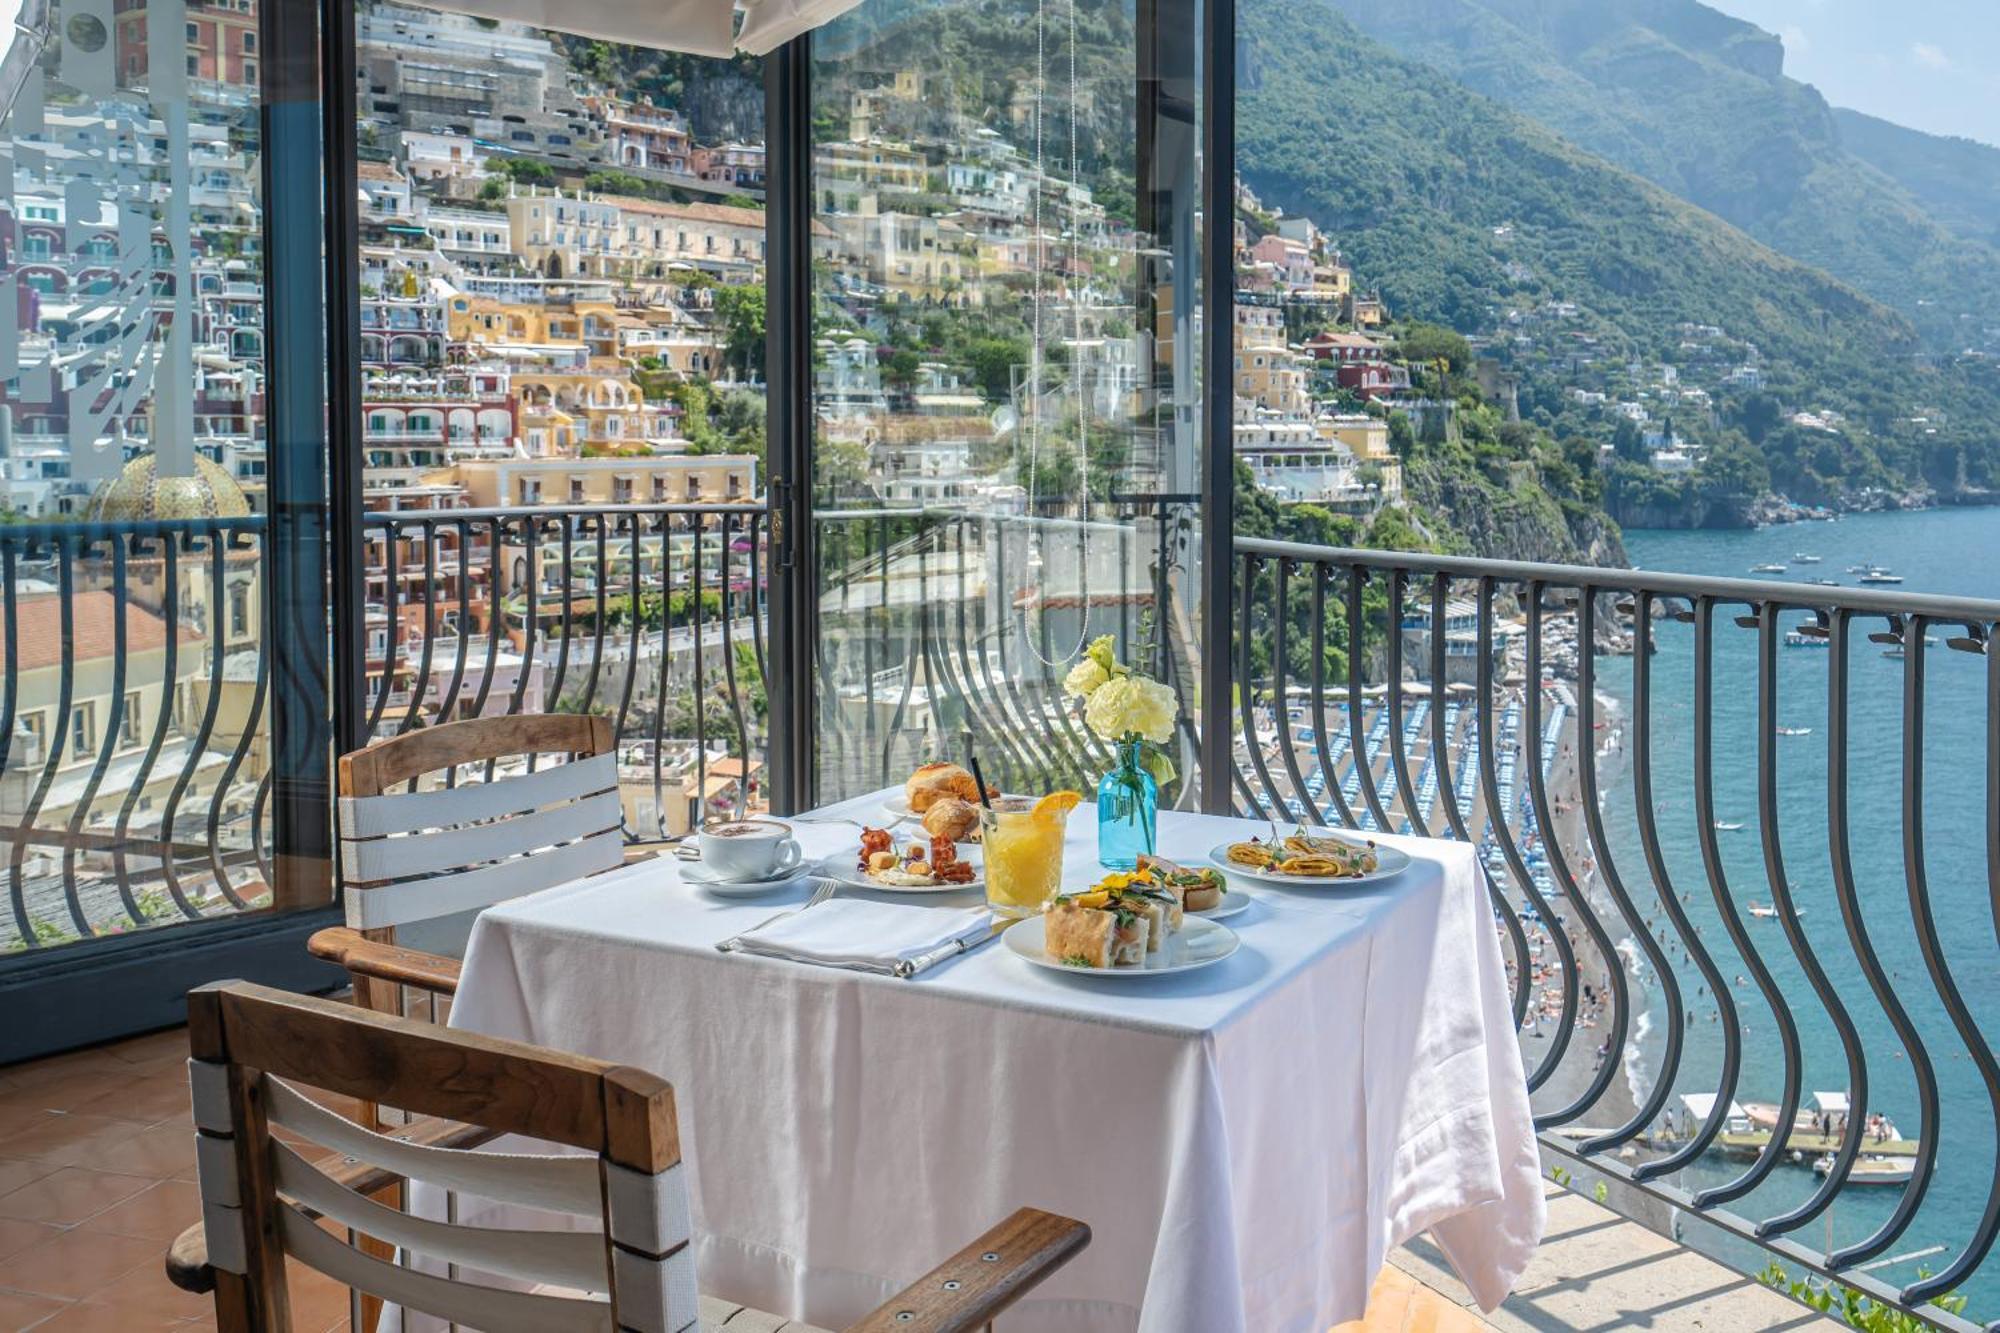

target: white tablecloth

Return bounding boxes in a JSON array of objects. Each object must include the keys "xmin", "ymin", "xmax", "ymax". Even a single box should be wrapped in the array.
[{"xmin": 445, "ymin": 793, "xmax": 1543, "ymax": 1332}]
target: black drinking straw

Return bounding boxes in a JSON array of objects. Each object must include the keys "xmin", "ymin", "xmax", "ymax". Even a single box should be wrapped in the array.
[{"xmin": 967, "ymin": 750, "xmax": 995, "ymax": 810}]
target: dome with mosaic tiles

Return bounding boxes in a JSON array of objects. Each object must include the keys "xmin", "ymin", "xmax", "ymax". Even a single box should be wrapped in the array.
[{"xmin": 86, "ymin": 452, "xmax": 251, "ymax": 522}]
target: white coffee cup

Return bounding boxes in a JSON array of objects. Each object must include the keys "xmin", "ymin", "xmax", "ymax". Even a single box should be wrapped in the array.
[{"xmin": 697, "ymin": 817, "xmax": 802, "ymax": 881}]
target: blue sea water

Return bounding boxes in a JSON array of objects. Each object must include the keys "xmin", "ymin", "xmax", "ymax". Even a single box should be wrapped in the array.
[{"xmin": 1591, "ymin": 509, "xmax": 2000, "ymax": 1314}]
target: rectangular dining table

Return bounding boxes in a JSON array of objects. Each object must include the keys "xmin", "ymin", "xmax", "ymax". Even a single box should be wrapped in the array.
[{"xmin": 438, "ymin": 792, "xmax": 1545, "ymax": 1333}]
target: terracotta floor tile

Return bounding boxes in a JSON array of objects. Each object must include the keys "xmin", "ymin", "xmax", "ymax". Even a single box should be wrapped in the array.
[
  {"xmin": 0, "ymin": 1167, "xmax": 155, "ymax": 1227},
  {"xmin": 284, "ymin": 1258, "xmax": 355, "ymax": 1333},
  {"xmin": 82, "ymin": 1124, "xmax": 198, "ymax": 1183},
  {"xmin": 0, "ymin": 1069, "xmax": 139, "ymax": 1116},
  {"xmin": 76, "ymin": 1182, "xmax": 198, "ymax": 1244},
  {"xmin": 0, "ymin": 1159, "xmax": 59, "ymax": 1200},
  {"xmin": 68, "ymin": 1075, "xmax": 190, "ymax": 1129},
  {"xmin": 0, "ymin": 1217, "xmax": 63, "ymax": 1264},
  {"xmin": 84, "ymin": 1258, "xmax": 215, "ymax": 1322},
  {"xmin": 0, "ymin": 1224, "xmax": 164, "ymax": 1301},
  {"xmin": 28, "ymin": 1296, "xmax": 190, "ymax": 1332},
  {"xmin": 0, "ymin": 1287, "xmax": 68, "ymax": 1330},
  {"xmin": 0, "ymin": 1116, "xmax": 157, "ymax": 1170}
]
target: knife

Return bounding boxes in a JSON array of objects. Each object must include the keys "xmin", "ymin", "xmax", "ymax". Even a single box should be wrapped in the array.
[{"xmin": 894, "ymin": 918, "xmax": 1014, "ymax": 978}]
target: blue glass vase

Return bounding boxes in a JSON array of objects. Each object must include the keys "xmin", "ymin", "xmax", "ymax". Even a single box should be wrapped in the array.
[{"xmin": 1097, "ymin": 738, "xmax": 1158, "ymax": 869}]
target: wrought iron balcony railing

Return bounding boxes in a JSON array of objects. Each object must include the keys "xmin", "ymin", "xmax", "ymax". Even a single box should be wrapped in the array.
[{"xmin": 1231, "ymin": 538, "xmax": 2000, "ymax": 1332}]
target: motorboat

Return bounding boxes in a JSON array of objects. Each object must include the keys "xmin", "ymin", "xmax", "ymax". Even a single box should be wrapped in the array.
[
  {"xmin": 1775, "ymin": 725, "xmax": 1812, "ymax": 736},
  {"xmin": 1793, "ymin": 554, "xmax": 1822, "ymax": 564},
  {"xmin": 1752, "ymin": 563, "xmax": 1789, "ymax": 574},
  {"xmin": 1783, "ymin": 631, "xmax": 1827, "ymax": 648},
  {"xmin": 1859, "ymin": 570, "xmax": 1904, "ymax": 585},
  {"xmin": 1813, "ymin": 1155, "xmax": 1914, "ymax": 1186},
  {"xmin": 1748, "ymin": 903, "xmax": 1806, "ymax": 920},
  {"xmin": 1713, "ymin": 820, "xmax": 1745, "ymax": 832}
]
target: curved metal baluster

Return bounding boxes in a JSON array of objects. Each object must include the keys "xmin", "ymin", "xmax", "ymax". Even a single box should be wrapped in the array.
[
  {"xmin": 1425, "ymin": 574, "xmax": 1531, "ymax": 1029},
  {"xmin": 718, "ymin": 514, "xmax": 751, "ymax": 811},
  {"xmin": 206, "ymin": 600, "xmax": 269, "ymax": 905},
  {"xmin": 113, "ymin": 540, "xmax": 190, "ymax": 919},
  {"xmin": 542, "ymin": 518, "xmax": 576, "ymax": 714},
  {"xmin": 158, "ymin": 534, "xmax": 238, "ymax": 913},
  {"xmin": 432, "ymin": 518, "xmax": 474, "ymax": 726},
  {"xmin": 12, "ymin": 535, "xmax": 81, "ymax": 940},
  {"xmin": 1818, "ymin": 606, "xmax": 1934, "ymax": 1264},
  {"xmin": 251, "ymin": 768, "xmax": 274, "ymax": 889},
  {"xmin": 0, "ymin": 548, "xmax": 17, "ymax": 850},
  {"xmin": 1346, "ymin": 567, "xmax": 1394, "ymax": 832},
  {"xmin": 987, "ymin": 526, "xmax": 1067, "ymax": 787},
  {"xmin": 1522, "ymin": 583, "xmax": 1622, "ymax": 1121},
  {"xmin": 1688, "ymin": 596, "xmax": 1797, "ymax": 1209},
  {"xmin": 1575, "ymin": 589, "xmax": 1681, "ymax": 1152},
  {"xmin": 506, "ymin": 515, "xmax": 539, "ymax": 719},
  {"xmin": 1426, "ymin": 575, "xmax": 1470, "ymax": 843},
  {"xmin": 1628, "ymin": 593, "xmax": 1736, "ymax": 1181},
  {"xmin": 747, "ymin": 513, "xmax": 769, "ymax": 687},
  {"xmin": 877, "ymin": 525, "xmax": 922, "ymax": 783},
  {"xmin": 398, "ymin": 521, "xmax": 439, "ymax": 734},
  {"xmin": 1475, "ymin": 577, "xmax": 1576, "ymax": 1092},
  {"xmin": 957, "ymin": 520, "xmax": 1041, "ymax": 790},
  {"xmin": 1897, "ymin": 616, "xmax": 2000, "ymax": 1307},
  {"xmin": 691, "ymin": 514, "xmax": 711, "ymax": 812},
  {"xmin": 1307, "ymin": 562, "xmax": 1360, "ymax": 829},
  {"xmin": 1268, "ymin": 558, "xmax": 1326, "ymax": 826},
  {"xmin": 467, "ymin": 518, "xmax": 505, "ymax": 723},
  {"xmin": 862, "ymin": 513, "xmax": 883, "ymax": 779},
  {"xmin": 1751, "ymin": 601, "xmax": 1868, "ymax": 1235},
  {"xmin": 64, "ymin": 534, "xmax": 142, "ymax": 927},
  {"xmin": 1382, "ymin": 570, "xmax": 1427, "ymax": 837},
  {"xmin": 365, "ymin": 525, "xmax": 400, "ymax": 737},
  {"xmin": 943, "ymin": 519, "xmax": 1030, "ymax": 786},
  {"xmin": 652, "ymin": 517, "xmax": 675, "ymax": 834},
  {"xmin": 1234, "ymin": 553, "xmax": 1274, "ymax": 823},
  {"xmin": 577, "ymin": 513, "xmax": 609, "ymax": 717},
  {"xmin": 612, "ymin": 513, "xmax": 646, "ymax": 744}
]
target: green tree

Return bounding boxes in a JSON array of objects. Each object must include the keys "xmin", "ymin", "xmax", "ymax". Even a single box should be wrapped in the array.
[{"xmin": 711, "ymin": 284, "xmax": 767, "ymax": 381}]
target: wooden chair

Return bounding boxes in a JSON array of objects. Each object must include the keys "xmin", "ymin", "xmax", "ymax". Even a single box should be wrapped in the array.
[
  {"xmin": 169, "ymin": 981, "xmax": 1089, "ymax": 1333},
  {"xmin": 309, "ymin": 713, "xmax": 624, "ymax": 1025}
]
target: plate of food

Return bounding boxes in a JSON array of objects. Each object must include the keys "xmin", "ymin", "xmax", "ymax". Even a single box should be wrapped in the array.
[
  {"xmin": 1137, "ymin": 853, "xmax": 1248, "ymax": 919},
  {"xmin": 1209, "ymin": 828, "xmax": 1411, "ymax": 887},
  {"xmin": 1004, "ymin": 869, "xmax": 1241, "ymax": 975},
  {"xmin": 821, "ymin": 828, "xmax": 984, "ymax": 894},
  {"xmin": 883, "ymin": 762, "xmax": 1012, "ymax": 840}
]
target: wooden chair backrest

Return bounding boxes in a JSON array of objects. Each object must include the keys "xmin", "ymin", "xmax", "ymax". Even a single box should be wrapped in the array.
[
  {"xmin": 337, "ymin": 714, "xmax": 622, "ymax": 938},
  {"xmin": 187, "ymin": 981, "xmax": 695, "ymax": 1333}
]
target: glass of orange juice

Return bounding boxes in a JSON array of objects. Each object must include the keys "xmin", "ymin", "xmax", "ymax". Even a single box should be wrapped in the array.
[{"xmin": 982, "ymin": 792, "xmax": 1078, "ymax": 918}]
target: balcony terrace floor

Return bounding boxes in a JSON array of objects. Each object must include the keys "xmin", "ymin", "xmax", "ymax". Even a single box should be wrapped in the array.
[{"xmin": 0, "ymin": 1028, "xmax": 1837, "ymax": 1333}]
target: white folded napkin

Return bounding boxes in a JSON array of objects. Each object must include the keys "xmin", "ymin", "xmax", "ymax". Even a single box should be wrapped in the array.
[{"xmin": 723, "ymin": 899, "xmax": 994, "ymax": 977}]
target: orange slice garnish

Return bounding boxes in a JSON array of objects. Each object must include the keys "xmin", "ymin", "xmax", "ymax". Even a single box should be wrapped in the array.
[{"xmin": 1032, "ymin": 790, "xmax": 1083, "ymax": 821}]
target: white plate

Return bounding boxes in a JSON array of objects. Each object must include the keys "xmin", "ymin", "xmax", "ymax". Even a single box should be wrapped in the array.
[
  {"xmin": 1188, "ymin": 887, "xmax": 1251, "ymax": 920},
  {"xmin": 881, "ymin": 792, "xmax": 1026, "ymax": 821},
  {"xmin": 681, "ymin": 862, "xmax": 814, "ymax": 897},
  {"xmin": 1005, "ymin": 914, "xmax": 1240, "ymax": 976},
  {"xmin": 1207, "ymin": 840, "xmax": 1413, "ymax": 888},
  {"xmin": 816, "ymin": 851, "xmax": 985, "ymax": 895}
]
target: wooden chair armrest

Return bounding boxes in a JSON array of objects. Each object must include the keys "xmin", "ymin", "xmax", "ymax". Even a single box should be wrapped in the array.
[
  {"xmin": 163, "ymin": 1114, "xmax": 498, "ymax": 1296},
  {"xmin": 165, "ymin": 1222, "xmax": 214, "ymax": 1295},
  {"xmin": 307, "ymin": 926, "xmax": 461, "ymax": 997},
  {"xmin": 843, "ymin": 1207, "xmax": 1090, "ymax": 1333}
]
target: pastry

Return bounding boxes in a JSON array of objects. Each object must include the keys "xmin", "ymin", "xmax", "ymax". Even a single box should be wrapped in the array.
[
  {"xmin": 1138, "ymin": 854, "xmax": 1225, "ymax": 912},
  {"xmin": 904, "ymin": 762, "xmax": 983, "ymax": 812},
  {"xmin": 921, "ymin": 797, "xmax": 980, "ymax": 842}
]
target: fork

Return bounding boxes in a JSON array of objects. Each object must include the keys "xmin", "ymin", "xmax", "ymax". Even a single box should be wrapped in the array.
[{"xmin": 718, "ymin": 877, "xmax": 838, "ymax": 950}]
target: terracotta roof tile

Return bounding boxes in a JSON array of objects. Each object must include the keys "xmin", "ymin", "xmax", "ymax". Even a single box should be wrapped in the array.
[{"xmin": 0, "ymin": 591, "xmax": 204, "ymax": 673}]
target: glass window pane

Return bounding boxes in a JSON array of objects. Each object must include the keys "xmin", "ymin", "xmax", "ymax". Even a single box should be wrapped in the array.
[
  {"xmin": 1, "ymin": 0, "xmax": 283, "ymax": 950},
  {"xmin": 351, "ymin": 6, "xmax": 769, "ymax": 834},
  {"xmin": 810, "ymin": 0, "xmax": 1207, "ymax": 806}
]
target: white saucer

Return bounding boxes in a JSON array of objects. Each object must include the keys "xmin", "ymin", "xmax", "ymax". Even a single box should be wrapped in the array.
[{"xmin": 681, "ymin": 861, "xmax": 812, "ymax": 897}]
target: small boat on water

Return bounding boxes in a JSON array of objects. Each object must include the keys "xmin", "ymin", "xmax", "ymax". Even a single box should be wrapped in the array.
[
  {"xmin": 1793, "ymin": 554, "xmax": 1822, "ymax": 564},
  {"xmin": 1808, "ymin": 578, "xmax": 1840, "ymax": 587},
  {"xmin": 1776, "ymin": 725, "xmax": 1812, "ymax": 736},
  {"xmin": 1884, "ymin": 647, "xmax": 1905, "ymax": 660},
  {"xmin": 1713, "ymin": 820, "xmax": 1745, "ymax": 832},
  {"xmin": 1859, "ymin": 567, "xmax": 1904, "ymax": 584},
  {"xmin": 1752, "ymin": 562, "xmax": 1789, "ymax": 574},
  {"xmin": 1783, "ymin": 631, "xmax": 1827, "ymax": 648},
  {"xmin": 1748, "ymin": 902, "xmax": 1807, "ymax": 920},
  {"xmin": 1814, "ymin": 1154, "xmax": 1915, "ymax": 1186}
]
